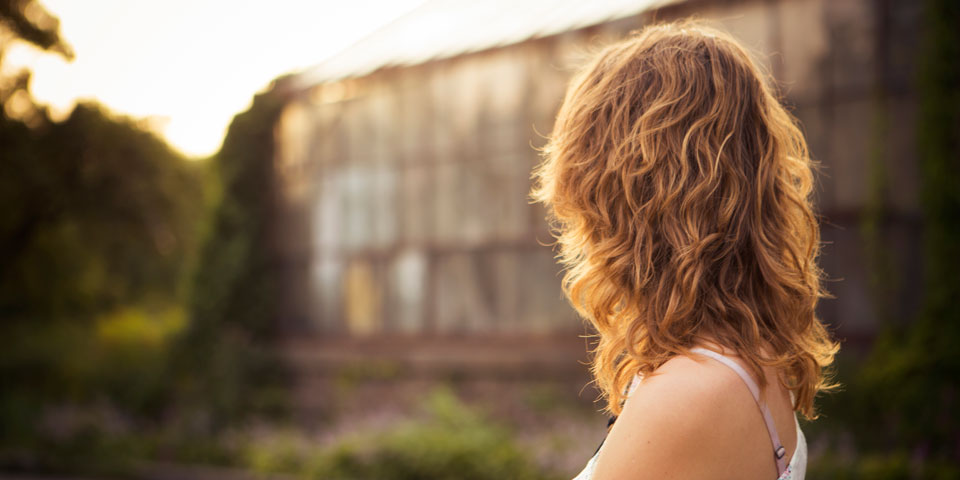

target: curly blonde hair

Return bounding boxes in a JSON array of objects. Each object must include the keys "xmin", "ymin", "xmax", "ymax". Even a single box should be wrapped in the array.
[{"xmin": 531, "ymin": 20, "xmax": 839, "ymax": 419}]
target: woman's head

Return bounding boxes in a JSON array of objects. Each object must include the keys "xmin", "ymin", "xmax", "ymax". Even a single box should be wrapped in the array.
[{"xmin": 531, "ymin": 20, "xmax": 838, "ymax": 418}]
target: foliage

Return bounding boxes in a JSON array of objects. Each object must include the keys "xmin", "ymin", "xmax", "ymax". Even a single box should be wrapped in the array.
[
  {"xmin": 812, "ymin": 0, "xmax": 960, "ymax": 475},
  {"xmin": 0, "ymin": 0, "xmax": 72, "ymax": 58},
  {"xmin": 1, "ymin": 103, "xmax": 206, "ymax": 317},
  {"xmin": 809, "ymin": 451, "xmax": 960, "ymax": 480},
  {"xmin": 0, "ymin": 0, "xmax": 71, "ymax": 127},
  {"xmin": 172, "ymin": 81, "xmax": 294, "ymax": 429},
  {"xmin": 0, "ymin": 0, "xmax": 208, "ymax": 468},
  {"xmin": 4, "ymin": 388, "xmax": 565, "ymax": 480},
  {"xmin": 0, "ymin": 101, "xmax": 207, "ymax": 439},
  {"xmin": 246, "ymin": 388, "xmax": 561, "ymax": 480},
  {"xmin": 861, "ymin": 0, "xmax": 960, "ymax": 457}
]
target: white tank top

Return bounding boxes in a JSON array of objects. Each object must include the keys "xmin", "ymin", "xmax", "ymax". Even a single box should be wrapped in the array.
[{"xmin": 572, "ymin": 347, "xmax": 807, "ymax": 480}]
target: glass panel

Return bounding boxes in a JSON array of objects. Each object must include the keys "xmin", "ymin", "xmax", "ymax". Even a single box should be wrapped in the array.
[
  {"xmin": 433, "ymin": 252, "xmax": 496, "ymax": 334},
  {"xmin": 401, "ymin": 165, "xmax": 433, "ymax": 243},
  {"xmin": 433, "ymin": 162, "xmax": 460, "ymax": 244},
  {"xmin": 339, "ymin": 166, "xmax": 375, "ymax": 251},
  {"xmin": 517, "ymin": 248, "xmax": 579, "ymax": 334},
  {"xmin": 371, "ymin": 165, "xmax": 398, "ymax": 249},
  {"xmin": 342, "ymin": 258, "xmax": 383, "ymax": 336},
  {"xmin": 488, "ymin": 249, "xmax": 520, "ymax": 334},
  {"xmin": 314, "ymin": 175, "xmax": 342, "ymax": 254},
  {"xmin": 311, "ymin": 257, "xmax": 343, "ymax": 334},
  {"xmin": 389, "ymin": 248, "xmax": 428, "ymax": 334}
]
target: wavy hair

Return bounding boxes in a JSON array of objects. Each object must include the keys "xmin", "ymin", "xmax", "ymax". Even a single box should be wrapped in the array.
[{"xmin": 531, "ymin": 20, "xmax": 839, "ymax": 419}]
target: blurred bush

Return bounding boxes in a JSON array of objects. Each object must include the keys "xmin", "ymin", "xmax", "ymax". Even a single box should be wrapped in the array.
[{"xmin": 246, "ymin": 388, "xmax": 562, "ymax": 480}]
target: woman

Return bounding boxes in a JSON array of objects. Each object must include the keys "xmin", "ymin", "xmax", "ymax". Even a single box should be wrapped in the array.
[{"xmin": 531, "ymin": 20, "xmax": 839, "ymax": 480}]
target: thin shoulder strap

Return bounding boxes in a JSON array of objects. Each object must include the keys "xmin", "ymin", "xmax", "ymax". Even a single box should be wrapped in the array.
[{"xmin": 689, "ymin": 347, "xmax": 788, "ymax": 476}]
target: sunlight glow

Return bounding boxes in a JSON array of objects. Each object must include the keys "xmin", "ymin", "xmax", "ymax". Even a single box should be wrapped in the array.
[{"xmin": 4, "ymin": 0, "xmax": 426, "ymax": 158}]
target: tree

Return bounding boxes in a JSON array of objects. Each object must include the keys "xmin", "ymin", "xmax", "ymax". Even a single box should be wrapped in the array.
[
  {"xmin": 0, "ymin": 0, "xmax": 207, "ymax": 458},
  {"xmin": 0, "ymin": 0, "xmax": 72, "ymax": 124}
]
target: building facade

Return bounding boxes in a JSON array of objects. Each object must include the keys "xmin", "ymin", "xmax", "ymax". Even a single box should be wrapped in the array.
[{"xmin": 272, "ymin": 0, "xmax": 923, "ymax": 358}]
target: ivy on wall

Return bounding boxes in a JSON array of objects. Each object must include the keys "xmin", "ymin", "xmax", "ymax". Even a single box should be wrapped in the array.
[
  {"xmin": 813, "ymin": 0, "xmax": 960, "ymax": 476},
  {"xmin": 859, "ymin": 0, "xmax": 959, "ymax": 469},
  {"xmin": 173, "ymin": 79, "xmax": 295, "ymax": 429}
]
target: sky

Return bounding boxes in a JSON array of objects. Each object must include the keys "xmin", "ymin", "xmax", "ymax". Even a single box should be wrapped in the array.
[{"xmin": 3, "ymin": 0, "xmax": 426, "ymax": 158}]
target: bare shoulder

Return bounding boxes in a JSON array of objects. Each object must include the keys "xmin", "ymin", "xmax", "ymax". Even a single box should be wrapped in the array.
[{"xmin": 591, "ymin": 353, "xmax": 762, "ymax": 480}]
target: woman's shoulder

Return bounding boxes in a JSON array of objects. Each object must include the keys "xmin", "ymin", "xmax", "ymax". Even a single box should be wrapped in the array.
[
  {"xmin": 633, "ymin": 350, "xmax": 757, "ymax": 413},
  {"xmin": 647, "ymin": 349, "xmax": 748, "ymax": 389},
  {"xmin": 591, "ymin": 352, "xmax": 768, "ymax": 479}
]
